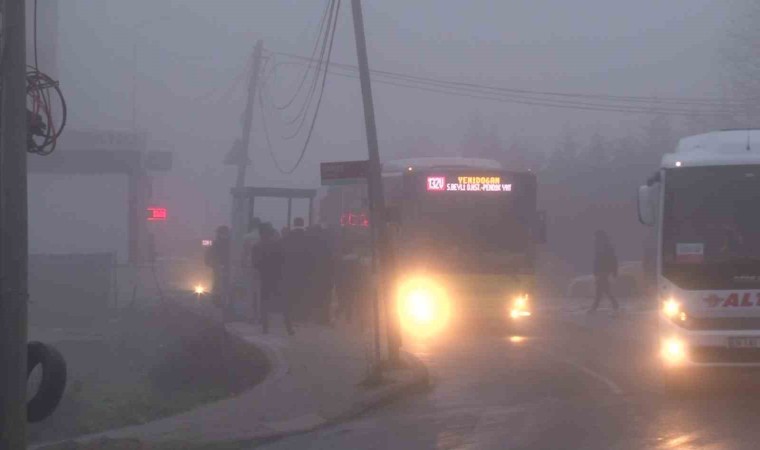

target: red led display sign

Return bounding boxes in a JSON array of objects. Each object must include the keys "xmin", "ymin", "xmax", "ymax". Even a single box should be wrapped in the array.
[{"xmin": 147, "ymin": 207, "xmax": 167, "ymax": 221}]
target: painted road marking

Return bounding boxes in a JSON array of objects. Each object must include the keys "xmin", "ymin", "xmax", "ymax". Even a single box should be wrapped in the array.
[
  {"xmin": 536, "ymin": 348, "xmax": 624, "ymax": 396},
  {"xmin": 556, "ymin": 356, "xmax": 624, "ymax": 395}
]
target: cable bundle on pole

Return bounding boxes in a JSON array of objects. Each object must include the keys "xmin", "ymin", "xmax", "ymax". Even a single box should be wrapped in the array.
[
  {"xmin": 26, "ymin": 67, "xmax": 66, "ymax": 155},
  {"xmin": 26, "ymin": 0, "xmax": 66, "ymax": 155},
  {"xmin": 259, "ymin": 0, "xmax": 341, "ymax": 174}
]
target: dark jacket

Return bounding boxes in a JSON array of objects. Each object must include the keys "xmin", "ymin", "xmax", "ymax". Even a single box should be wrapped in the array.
[
  {"xmin": 205, "ymin": 236, "xmax": 230, "ymax": 271},
  {"xmin": 280, "ymin": 228, "xmax": 312, "ymax": 291},
  {"xmin": 594, "ymin": 242, "xmax": 618, "ymax": 277},
  {"xmin": 252, "ymin": 238, "xmax": 283, "ymax": 287}
]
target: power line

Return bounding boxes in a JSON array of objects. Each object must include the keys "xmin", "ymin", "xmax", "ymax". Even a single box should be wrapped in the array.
[
  {"xmin": 270, "ymin": 51, "xmax": 751, "ymax": 113},
  {"xmin": 260, "ymin": 0, "xmax": 341, "ymax": 174},
  {"xmin": 268, "ymin": 60, "xmax": 741, "ymax": 117},
  {"xmin": 333, "ymin": 68, "xmax": 737, "ymax": 116},
  {"xmin": 192, "ymin": 56, "xmax": 253, "ymax": 104},
  {"xmin": 271, "ymin": 0, "xmax": 332, "ymax": 111},
  {"xmin": 279, "ymin": 0, "xmax": 337, "ymax": 137},
  {"xmin": 275, "ymin": 50, "xmax": 747, "ymax": 106}
]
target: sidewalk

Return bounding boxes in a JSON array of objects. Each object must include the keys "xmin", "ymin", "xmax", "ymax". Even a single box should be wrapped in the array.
[{"xmin": 37, "ymin": 313, "xmax": 429, "ymax": 449}]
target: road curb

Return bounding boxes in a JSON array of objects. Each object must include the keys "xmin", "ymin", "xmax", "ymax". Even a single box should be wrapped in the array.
[
  {"xmin": 333, "ymin": 351, "xmax": 430, "ymax": 422},
  {"xmin": 243, "ymin": 350, "xmax": 430, "ymax": 447}
]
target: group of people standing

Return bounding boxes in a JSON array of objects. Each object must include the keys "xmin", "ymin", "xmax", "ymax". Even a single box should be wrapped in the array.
[{"xmin": 205, "ymin": 217, "xmax": 372, "ymax": 335}]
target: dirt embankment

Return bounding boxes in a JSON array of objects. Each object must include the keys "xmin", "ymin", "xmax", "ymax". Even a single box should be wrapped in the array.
[{"xmin": 29, "ymin": 301, "xmax": 269, "ymax": 445}]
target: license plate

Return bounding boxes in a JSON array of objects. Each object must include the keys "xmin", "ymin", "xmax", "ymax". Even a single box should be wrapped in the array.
[{"xmin": 728, "ymin": 337, "xmax": 760, "ymax": 348}]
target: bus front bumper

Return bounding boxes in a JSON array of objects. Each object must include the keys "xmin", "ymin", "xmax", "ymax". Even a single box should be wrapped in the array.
[{"xmin": 660, "ymin": 316, "xmax": 760, "ymax": 368}]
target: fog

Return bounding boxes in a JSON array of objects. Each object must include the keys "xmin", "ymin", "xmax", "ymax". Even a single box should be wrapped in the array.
[
  {"xmin": 20, "ymin": 2, "xmax": 760, "ymax": 445},
  {"xmin": 27, "ymin": 0, "xmax": 742, "ymax": 270}
]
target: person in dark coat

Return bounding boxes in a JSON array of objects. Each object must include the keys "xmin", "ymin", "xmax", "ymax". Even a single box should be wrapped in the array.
[
  {"xmin": 334, "ymin": 228, "xmax": 371, "ymax": 327},
  {"xmin": 335, "ymin": 250, "xmax": 365, "ymax": 325},
  {"xmin": 205, "ymin": 225, "xmax": 231, "ymax": 312},
  {"xmin": 306, "ymin": 225, "xmax": 334, "ymax": 325},
  {"xmin": 588, "ymin": 230, "xmax": 619, "ymax": 313},
  {"xmin": 280, "ymin": 218, "xmax": 312, "ymax": 322},
  {"xmin": 253, "ymin": 223, "xmax": 294, "ymax": 335}
]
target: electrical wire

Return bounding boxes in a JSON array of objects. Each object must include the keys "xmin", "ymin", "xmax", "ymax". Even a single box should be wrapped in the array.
[
  {"xmin": 275, "ymin": 51, "xmax": 748, "ymax": 107},
  {"xmin": 271, "ymin": 52, "xmax": 752, "ymax": 114},
  {"xmin": 259, "ymin": 0, "xmax": 341, "ymax": 174},
  {"xmin": 26, "ymin": 67, "xmax": 67, "ymax": 154},
  {"xmin": 256, "ymin": 54, "xmax": 290, "ymax": 173},
  {"xmin": 258, "ymin": 85, "xmax": 291, "ymax": 175},
  {"xmin": 34, "ymin": 0, "xmax": 39, "ymax": 70},
  {"xmin": 192, "ymin": 55, "xmax": 253, "ymax": 104},
  {"xmin": 25, "ymin": 1, "xmax": 67, "ymax": 155},
  {"xmin": 268, "ymin": 58, "xmax": 742, "ymax": 117},
  {"xmin": 278, "ymin": 0, "xmax": 336, "ymax": 135},
  {"xmin": 271, "ymin": 0, "xmax": 333, "ymax": 111}
]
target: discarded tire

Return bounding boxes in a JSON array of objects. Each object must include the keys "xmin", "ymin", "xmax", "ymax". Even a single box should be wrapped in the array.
[{"xmin": 27, "ymin": 341, "xmax": 67, "ymax": 423}]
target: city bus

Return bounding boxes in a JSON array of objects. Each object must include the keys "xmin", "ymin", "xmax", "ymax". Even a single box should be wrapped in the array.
[
  {"xmin": 638, "ymin": 130, "xmax": 760, "ymax": 370},
  {"xmin": 383, "ymin": 158, "xmax": 545, "ymax": 335}
]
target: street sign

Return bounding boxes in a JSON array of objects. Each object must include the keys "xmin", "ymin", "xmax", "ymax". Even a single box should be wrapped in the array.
[{"xmin": 320, "ymin": 160, "xmax": 369, "ymax": 186}]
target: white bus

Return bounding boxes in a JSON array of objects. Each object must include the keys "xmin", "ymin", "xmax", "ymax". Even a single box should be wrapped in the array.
[{"xmin": 639, "ymin": 129, "xmax": 760, "ymax": 368}]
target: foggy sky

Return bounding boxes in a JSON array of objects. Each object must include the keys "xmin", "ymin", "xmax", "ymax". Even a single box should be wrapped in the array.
[{"xmin": 29, "ymin": 0, "xmax": 731, "ymax": 260}]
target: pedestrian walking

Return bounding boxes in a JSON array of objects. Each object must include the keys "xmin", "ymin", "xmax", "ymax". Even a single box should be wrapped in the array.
[
  {"xmin": 588, "ymin": 230, "xmax": 620, "ymax": 314},
  {"xmin": 205, "ymin": 225, "xmax": 231, "ymax": 315},
  {"xmin": 335, "ymin": 251, "xmax": 362, "ymax": 325},
  {"xmin": 335, "ymin": 227, "xmax": 372, "ymax": 327},
  {"xmin": 253, "ymin": 223, "xmax": 294, "ymax": 335},
  {"xmin": 243, "ymin": 219, "xmax": 262, "ymax": 321},
  {"xmin": 306, "ymin": 224, "xmax": 334, "ymax": 325},
  {"xmin": 280, "ymin": 217, "xmax": 312, "ymax": 322}
]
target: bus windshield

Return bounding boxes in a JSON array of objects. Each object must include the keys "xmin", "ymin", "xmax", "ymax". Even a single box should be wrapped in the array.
[
  {"xmin": 663, "ymin": 165, "xmax": 760, "ymax": 289},
  {"xmin": 402, "ymin": 182, "xmax": 536, "ymax": 274}
]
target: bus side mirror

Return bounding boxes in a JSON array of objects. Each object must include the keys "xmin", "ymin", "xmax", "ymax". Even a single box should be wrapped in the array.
[
  {"xmin": 537, "ymin": 211, "xmax": 547, "ymax": 244},
  {"xmin": 638, "ymin": 185, "xmax": 655, "ymax": 226}
]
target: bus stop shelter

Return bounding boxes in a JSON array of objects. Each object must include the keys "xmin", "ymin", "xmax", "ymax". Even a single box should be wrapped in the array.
[
  {"xmin": 231, "ymin": 186, "xmax": 317, "ymax": 231},
  {"xmin": 229, "ymin": 186, "xmax": 318, "ymax": 295}
]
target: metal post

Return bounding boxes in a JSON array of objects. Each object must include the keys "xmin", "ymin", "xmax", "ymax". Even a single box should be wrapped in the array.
[
  {"xmin": 0, "ymin": 1, "xmax": 29, "ymax": 447},
  {"xmin": 249, "ymin": 197, "xmax": 255, "ymax": 229},
  {"xmin": 287, "ymin": 197, "xmax": 293, "ymax": 228},
  {"xmin": 127, "ymin": 173, "xmax": 139, "ymax": 265},
  {"xmin": 308, "ymin": 198, "xmax": 314, "ymax": 226},
  {"xmin": 351, "ymin": 0, "xmax": 400, "ymax": 365},
  {"xmin": 230, "ymin": 41, "xmax": 264, "ymax": 302}
]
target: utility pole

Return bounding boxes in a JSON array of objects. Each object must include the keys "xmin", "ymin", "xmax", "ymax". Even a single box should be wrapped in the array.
[
  {"xmin": 229, "ymin": 40, "xmax": 264, "ymax": 306},
  {"xmin": 350, "ymin": 0, "xmax": 401, "ymax": 365},
  {"xmin": 234, "ymin": 40, "xmax": 264, "ymax": 191},
  {"xmin": 0, "ymin": 0, "xmax": 30, "ymax": 447}
]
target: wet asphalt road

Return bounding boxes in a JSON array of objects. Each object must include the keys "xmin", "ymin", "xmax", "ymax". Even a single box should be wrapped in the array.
[{"xmin": 258, "ymin": 304, "xmax": 760, "ymax": 450}]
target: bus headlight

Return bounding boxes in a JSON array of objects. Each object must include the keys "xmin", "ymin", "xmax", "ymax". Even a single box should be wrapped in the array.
[
  {"xmin": 663, "ymin": 298, "xmax": 681, "ymax": 318},
  {"xmin": 661, "ymin": 337, "xmax": 687, "ymax": 365},
  {"xmin": 398, "ymin": 278, "xmax": 451, "ymax": 337},
  {"xmin": 510, "ymin": 295, "xmax": 531, "ymax": 319}
]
